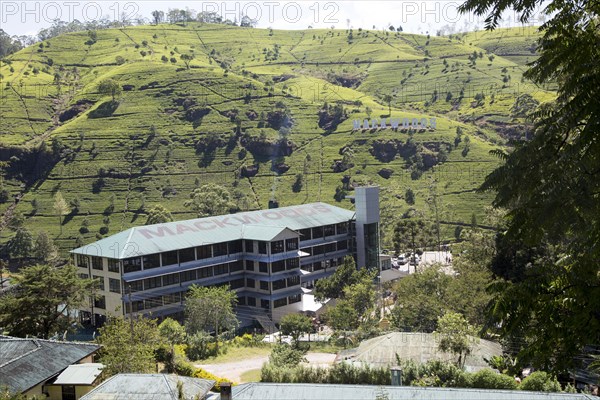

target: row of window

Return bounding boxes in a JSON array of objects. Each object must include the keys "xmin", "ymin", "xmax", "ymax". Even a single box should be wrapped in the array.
[
  {"xmin": 274, "ymin": 294, "xmax": 302, "ymax": 308},
  {"xmin": 302, "ymin": 257, "xmax": 345, "ymax": 273},
  {"xmin": 77, "ymin": 256, "xmax": 120, "ymax": 273},
  {"xmin": 298, "ymin": 223, "xmax": 349, "ymax": 241},
  {"xmin": 119, "ymin": 238, "xmax": 302, "ymax": 274},
  {"xmin": 128, "ymin": 261, "xmax": 244, "ymax": 292},
  {"xmin": 302, "ymin": 240, "xmax": 349, "ymax": 257},
  {"xmin": 123, "ymin": 290, "xmax": 303, "ymax": 314},
  {"xmin": 252, "ymin": 258, "xmax": 299, "ymax": 274},
  {"xmin": 246, "ymin": 275, "xmax": 300, "ymax": 291}
]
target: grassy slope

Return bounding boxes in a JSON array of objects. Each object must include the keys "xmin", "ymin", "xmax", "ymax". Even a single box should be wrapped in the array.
[{"xmin": 0, "ymin": 24, "xmax": 550, "ymax": 252}]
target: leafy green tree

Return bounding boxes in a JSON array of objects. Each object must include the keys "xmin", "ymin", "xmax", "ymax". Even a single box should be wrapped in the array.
[
  {"xmin": 145, "ymin": 204, "xmax": 173, "ymax": 225},
  {"xmin": 33, "ymin": 231, "xmax": 58, "ymax": 263},
  {"xmin": 98, "ymin": 78, "xmax": 122, "ymax": 102},
  {"xmin": 185, "ymin": 285, "xmax": 238, "ymax": 352},
  {"xmin": 459, "ymin": 0, "xmax": 600, "ymax": 373},
  {"xmin": 6, "ymin": 211, "xmax": 24, "ymax": 231},
  {"xmin": 185, "ymin": 331, "xmax": 216, "ymax": 360},
  {"xmin": 280, "ymin": 313, "xmax": 312, "ymax": 348},
  {"xmin": 393, "ymin": 211, "xmax": 434, "ymax": 271},
  {"xmin": 0, "ymin": 264, "xmax": 95, "ymax": 338},
  {"xmin": 96, "ymin": 315, "xmax": 162, "ymax": 376},
  {"xmin": 158, "ymin": 317, "xmax": 186, "ymax": 369},
  {"xmin": 313, "ymin": 256, "xmax": 366, "ymax": 301},
  {"xmin": 180, "ymin": 53, "xmax": 194, "ymax": 69},
  {"xmin": 325, "ymin": 299, "xmax": 359, "ymax": 332},
  {"xmin": 390, "ymin": 265, "xmax": 452, "ymax": 332},
  {"xmin": 268, "ymin": 343, "xmax": 307, "ymax": 368},
  {"xmin": 520, "ymin": 371, "xmax": 561, "ymax": 392},
  {"xmin": 435, "ymin": 312, "xmax": 479, "ymax": 368},
  {"xmin": 383, "ymin": 94, "xmax": 393, "ymax": 116},
  {"xmin": 7, "ymin": 227, "xmax": 33, "ymax": 263},
  {"xmin": 184, "ymin": 183, "xmax": 237, "ymax": 217},
  {"xmin": 405, "ymin": 188, "xmax": 415, "ymax": 205},
  {"xmin": 53, "ymin": 191, "xmax": 69, "ymax": 234}
]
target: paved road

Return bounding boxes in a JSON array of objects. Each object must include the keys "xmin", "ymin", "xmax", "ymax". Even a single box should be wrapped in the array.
[{"xmin": 195, "ymin": 352, "xmax": 337, "ymax": 383}]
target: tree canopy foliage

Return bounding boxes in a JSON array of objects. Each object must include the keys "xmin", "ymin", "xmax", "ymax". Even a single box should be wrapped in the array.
[
  {"xmin": 96, "ymin": 315, "xmax": 162, "ymax": 376},
  {"xmin": 184, "ymin": 183, "xmax": 237, "ymax": 217},
  {"xmin": 0, "ymin": 264, "xmax": 95, "ymax": 338},
  {"xmin": 391, "ymin": 225, "xmax": 495, "ymax": 332},
  {"xmin": 185, "ymin": 285, "xmax": 238, "ymax": 337},
  {"xmin": 313, "ymin": 256, "xmax": 372, "ymax": 302},
  {"xmin": 145, "ymin": 204, "xmax": 173, "ymax": 225},
  {"xmin": 280, "ymin": 313, "xmax": 312, "ymax": 348},
  {"xmin": 460, "ymin": 0, "xmax": 600, "ymax": 373},
  {"xmin": 435, "ymin": 312, "xmax": 479, "ymax": 368}
]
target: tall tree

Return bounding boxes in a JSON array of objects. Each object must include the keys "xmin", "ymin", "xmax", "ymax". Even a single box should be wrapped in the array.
[
  {"xmin": 435, "ymin": 311, "xmax": 479, "ymax": 368},
  {"xmin": 145, "ymin": 204, "xmax": 173, "ymax": 225},
  {"xmin": 184, "ymin": 183, "xmax": 236, "ymax": 217},
  {"xmin": 185, "ymin": 285, "xmax": 238, "ymax": 352},
  {"xmin": 53, "ymin": 191, "xmax": 70, "ymax": 234},
  {"xmin": 33, "ymin": 231, "xmax": 58, "ymax": 263},
  {"xmin": 6, "ymin": 211, "xmax": 24, "ymax": 231},
  {"xmin": 390, "ymin": 265, "xmax": 452, "ymax": 332},
  {"xmin": 0, "ymin": 264, "xmax": 95, "ymax": 338},
  {"xmin": 151, "ymin": 10, "xmax": 165, "ymax": 25},
  {"xmin": 96, "ymin": 315, "xmax": 162, "ymax": 376},
  {"xmin": 6, "ymin": 227, "xmax": 33, "ymax": 263},
  {"xmin": 460, "ymin": 0, "xmax": 600, "ymax": 373},
  {"xmin": 97, "ymin": 78, "xmax": 122, "ymax": 102},
  {"xmin": 313, "ymin": 256, "xmax": 368, "ymax": 302},
  {"xmin": 393, "ymin": 211, "xmax": 434, "ymax": 271},
  {"xmin": 158, "ymin": 317, "xmax": 186, "ymax": 367},
  {"xmin": 280, "ymin": 313, "xmax": 312, "ymax": 348}
]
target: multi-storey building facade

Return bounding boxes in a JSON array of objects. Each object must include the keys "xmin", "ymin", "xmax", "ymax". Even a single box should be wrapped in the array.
[{"xmin": 71, "ymin": 188, "xmax": 380, "ymax": 327}]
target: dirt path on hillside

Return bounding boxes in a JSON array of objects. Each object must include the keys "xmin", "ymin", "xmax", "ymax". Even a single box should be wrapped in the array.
[{"xmin": 195, "ymin": 352, "xmax": 337, "ymax": 383}]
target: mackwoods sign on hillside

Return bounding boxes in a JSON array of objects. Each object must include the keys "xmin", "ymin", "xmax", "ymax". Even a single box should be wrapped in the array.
[{"xmin": 353, "ymin": 117, "xmax": 437, "ymax": 131}]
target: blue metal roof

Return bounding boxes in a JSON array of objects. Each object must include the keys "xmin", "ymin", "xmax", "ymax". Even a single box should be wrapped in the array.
[{"xmin": 72, "ymin": 203, "xmax": 355, "ymax": 259}]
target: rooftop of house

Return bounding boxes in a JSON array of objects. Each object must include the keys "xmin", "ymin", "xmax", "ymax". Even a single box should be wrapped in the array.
[
  {"xmin": 71, "ymin": 202, "xmax": 355, "ymax": 259},
  {"xmin": 230, "ymin": 383, "xmax": 596, "ymax": 400},
  {"xmin": 0, "ymin": 336, "xmax": 100, "ymax": 393},
  {"xmin": 336, "ymin": 332, "xmax": 502, "ymax": 372},
  {"xmin": 79, "ymin": 374, "xmax": 215, "ymax": 400},
  {"xmin": 53, "ymin": 363, "xmax": 104, "ymax": 386}
]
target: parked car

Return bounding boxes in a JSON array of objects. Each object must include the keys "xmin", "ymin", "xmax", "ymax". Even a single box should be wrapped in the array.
[{"xmin": 397, "ymin": 254, "xmax": 407, "ymax": 265}]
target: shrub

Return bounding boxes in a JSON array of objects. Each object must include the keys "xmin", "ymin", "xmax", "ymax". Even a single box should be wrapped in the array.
[
  {"xmin": 520, "ymin": 371, "xmax": 561, "ymax": 392},
  {"xmin": 470, "ymin": 368, "xmax": 517, "ymax": 390},
  {"xmin": 269, "ymin": 344, "xmax": 307, "ymax": 368},
  {"xmin": 172, "ymin": 355, "xmax": 195, "ymax": 377},
  {"xmin": 260, "ymin": 361, "xmax": 390, "ymax": 385},
  {"xmin": 194, "ymin": 368, "xmax": 232, "ymax": 391},
  {"xmin": 186, "ymin": 331, "xmax": 217, "ymax": 361}
]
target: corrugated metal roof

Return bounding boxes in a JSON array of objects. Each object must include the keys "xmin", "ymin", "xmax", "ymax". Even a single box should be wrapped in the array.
[
  {"xmin": 231, "ymin": 383, "xmax": 596, "ymax": 400},
  {"xmin": 79, "ymin": 374, "xmax": 215, "ymax": 400},
  {"xmin": 337, "ymin": 332, "xmax": 501, "ymax": 371},
  {"xmin": 71, "ymin": 203, "xmax": 355, "ymax": 259},
  {"xmin": 0, "ymin": 336, "xmax": 100, "ymax": 393},
  {"xmin": 53, "ymin": 363, "xmax": 103, "ymax": 385},
  {"xmin": 240, "ymin": 225, "xmax": 292, "ymax": 241}
]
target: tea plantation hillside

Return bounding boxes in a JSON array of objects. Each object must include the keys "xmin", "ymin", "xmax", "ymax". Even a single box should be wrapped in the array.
[{"xmin": 0, "ymin": 23, "xmax": 551, "ymax": 253}]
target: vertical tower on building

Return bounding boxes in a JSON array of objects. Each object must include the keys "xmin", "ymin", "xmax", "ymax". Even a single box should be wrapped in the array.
[{"xmin": 354, "ymin": 186, "xmax": 380, "ymax": 269}]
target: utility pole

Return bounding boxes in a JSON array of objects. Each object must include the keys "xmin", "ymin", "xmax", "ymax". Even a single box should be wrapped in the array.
[{"xmin": 128, "ymin": 285, "xmax": 134, "ymax": 340}]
